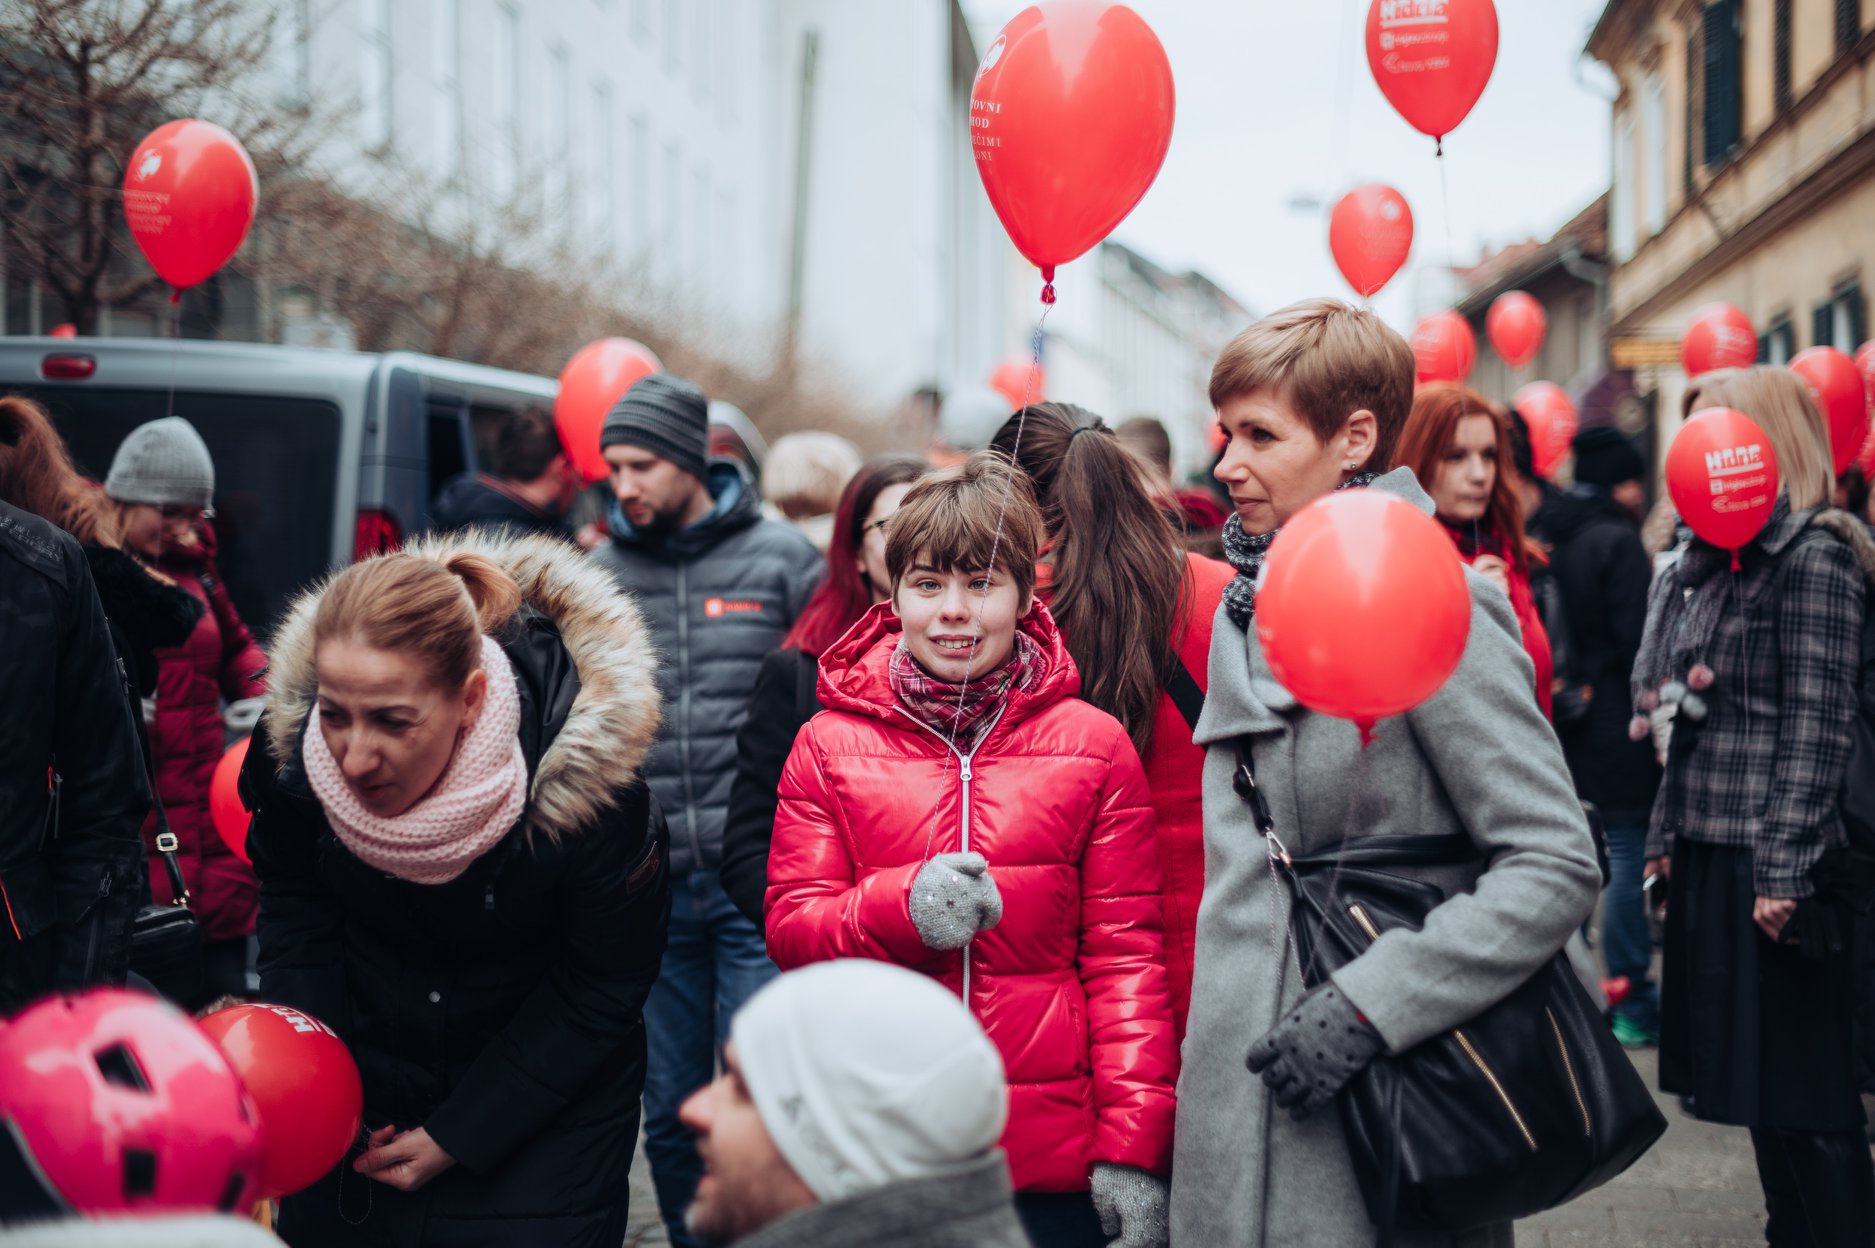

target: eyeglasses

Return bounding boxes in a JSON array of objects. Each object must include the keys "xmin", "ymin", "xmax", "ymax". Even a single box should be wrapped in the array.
[{"xmin": 157, "ymin": 505, "xmax": 214, "ymax": 523}]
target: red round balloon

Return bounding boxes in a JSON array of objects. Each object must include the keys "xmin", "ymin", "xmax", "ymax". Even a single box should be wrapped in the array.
[
  {"xmin": 555, "ymin": 338, "xmax": 663, "ymax": 484},
  {"xmin": 1856, "ymin": 341, "xmax": 1875, "ymax": 474},
  {"xmin": 1789, "ymin": 346, "xmax": 1868, "ymax": 476},
  {"xmin": 1256, "ymin": 491, "xmax": 1472, "ymax": 737},
  {"xmin": 48, "ymin": 323, "xmax": 77, "ymax": 338},
  {"xmin": 1487, "ymin": 291, "xmax": 1546, "ymax": 370},
  {"xmin": 1366, "ymin": 0, "xmax": 1500, "ymax": 145},
  {"xmin": 1329, "ymin": 184, "xmax": 1414, "ymax": 298},
  {"xmin": 989, "ymin": 356, "xmax": 1046, "ymax": 410},
  {"xmin": 1512, "ymin": 381, "xmax": 1578, "ymax": 480},
  {"xmin": 123, "ymin": 120, "xmax": 258, "ymax": 291},
  {"xmin": 198, "ymin": 1004, "xmax": 363, "ymax": 1199},
  {"xmin": 971, "ymin": 3, "xmax": 1175, "ymax": 285},
  {"xmin": 1680, "ymin": 303, "xmax": 1757, "ymax": 377},
  {"xmin": 210, "ymin": 738, "xmax": 250, "ymax": 865},
  {"xmin": 1666, "ymin": 407, "xmax": 1780, "ymax": 555},
  {"xmin": 1413, "ymin": 310, "xmax": 1476, "ymax": 383}
]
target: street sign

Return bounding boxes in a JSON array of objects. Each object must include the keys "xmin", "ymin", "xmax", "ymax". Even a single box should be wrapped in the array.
[{"xmin": 1611, "ymin": 337, "xmax": 1684, "ymax": 369}]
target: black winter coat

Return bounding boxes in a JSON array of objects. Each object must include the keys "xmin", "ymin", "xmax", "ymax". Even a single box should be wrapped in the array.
[
  {"xmin": 591, "ymin": 462, "xmax": 823, "ymax": 876},
  {"xmin": 0, "ymin": 501, "xmax": 149, "ymax": 1013},
  {"xmin": 1531, "ymin": 485, "xmax": 1663, "ymax": 822},
  {"xmin": 84, "ymin": 545, "xmax": 205, "ymax": 704},
  {"xmin": 245, "ymin": 533, "xmax": 669, "ymax": 1247},
  {"xmin": 721, "ymin": 647, "xmax": 822, "ymax": 924},
  {"xmin": 430, "ymin": 473, "xmax": 570, "ymax": 541}
]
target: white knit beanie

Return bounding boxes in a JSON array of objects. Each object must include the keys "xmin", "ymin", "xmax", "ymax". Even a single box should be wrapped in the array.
[
  {"xmin": 105, "ymin": 417, "xmax": 215, "ymax": 508},
  {"xmin": 729, "ymin": 960, "xmax": 1008, "ymax": 1203}
]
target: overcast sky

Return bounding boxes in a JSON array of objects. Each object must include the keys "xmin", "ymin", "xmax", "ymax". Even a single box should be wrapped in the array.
[{"xmin": 959, "ymin": 0, "xmax": 1616, "ymax": 332}]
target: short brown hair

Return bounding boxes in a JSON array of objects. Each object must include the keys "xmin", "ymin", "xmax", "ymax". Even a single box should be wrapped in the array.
[
  {"xmin": 314, "ymin": 550, "xmax": 522, "ymax": 691},
  {"xmin": 1208, "ymin": 298, "xmax": 1416, "ymax": 472},
  {"xmin": 886, "ymin": 452, "xmax": 1040, "ymax": 603}
]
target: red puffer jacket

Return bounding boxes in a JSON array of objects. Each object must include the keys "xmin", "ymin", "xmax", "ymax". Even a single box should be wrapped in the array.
[
  {"xmin": 765, "ymin": 603, "xmax": 1177, "ymax": 1193},
  {"xmin": 146, "ymin": 527, "xmax": 267, "ymax": 941}
]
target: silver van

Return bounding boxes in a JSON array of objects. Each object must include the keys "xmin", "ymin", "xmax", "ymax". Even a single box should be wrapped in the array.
[{"xmin": 0, "ymin": 337, "xmax": 557, "ymax": 632}]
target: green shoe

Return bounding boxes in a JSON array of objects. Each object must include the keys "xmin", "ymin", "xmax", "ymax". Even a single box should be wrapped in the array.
[{"xmin": 1610, "ymin": 1014, "xmax": 1659, "ymax": 1048}]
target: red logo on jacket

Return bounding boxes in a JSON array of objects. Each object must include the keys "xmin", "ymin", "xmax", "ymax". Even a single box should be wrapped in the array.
[{"xmin": 703, "ymin": 598, "xmax": 764, "ymax": 619}]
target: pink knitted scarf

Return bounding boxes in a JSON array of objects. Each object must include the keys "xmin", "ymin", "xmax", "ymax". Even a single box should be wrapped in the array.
[{"xmin": 303, "ymin": 635, "xmax": 529, "ymax": 885}]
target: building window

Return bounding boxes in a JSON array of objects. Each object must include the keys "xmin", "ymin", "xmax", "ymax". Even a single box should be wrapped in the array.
[
  {"xmin": 360, "ymin": 0, "xmax": 394, "ymax": 151},
  {"xmin": 1774, "ymin": 0, "xmax": 1793, "ymax": 113},
  {"xmin": 715, "ymin": 0, "xmax": 734, "ymax": 124},
  {"xmin": 664, "ymin": 0, "xmax": 681, "ymax": 72},
  {"xmin": 493, "ymin": 4, "xmax": 520, "ymax": 197},
  {"xmin": 1611, "ymin": 110, "xmax": 1637, "ymax": 262},
  {"xmin": 548, "ymin": 44, "xmax": 573, "ymax": 210},
  {"xmin": 1839, "ymin": 0, "xmax": 1863, "ymax": 55},
  {"xmin": 1642, "ymin": 72, "xmax": 1667, "ymax": 236},
  {"xmin": 1703, "ymin": 0, "xmax": 1742, "ymax": 166},
  {"xmin": 663, "ymin": 139, "xmax": 683, "ymax": 274},
  {"xmin": 632, "ymin": 0, "xmax": 651, "ymax": 42},
  {"xmin": 1759, "ymin": 314, "xmax": 1797, "ymax": 365},
  {"xmin": 692, "ymin": 0, "xmax": 709, "ymax": 103},
  {"xmin": 432, "ymin": 0, "xmax": 461, "ymax": 175},
  {"xmin": 629, "ymin": 114, "xmax": 650, "ymax": 254},
  {"xmin": 591, "ymin": 80, "xmax": 615, "ymax": 247},
  {"xmin": 1684, "ymin": 23, "xmax": 1702, "ymax": 196},
  {"xmin": 1816, "ymin": 283, "xmax": 1867, "ymax": 349}
]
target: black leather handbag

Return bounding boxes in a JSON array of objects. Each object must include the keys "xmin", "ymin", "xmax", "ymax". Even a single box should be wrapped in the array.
[
  {"xmin": 128, "ymin": 782, "xmax": 204, "ymax": 1004},
  {"xmin": 1232, "ymin": 745, "xmax": 1665, "ymax": 1242}
]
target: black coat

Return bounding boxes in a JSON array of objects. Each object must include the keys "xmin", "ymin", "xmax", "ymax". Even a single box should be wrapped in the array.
[
  {"xmin": 721, "ymin": 647, "xmax": 823, "ymax": 925},
  {"xmin": 0, "ymin": 501, "xmax": 149, "ymax": 1013},
  {"xmin": 430, "ymin": 474, "xmax": 570, "ymax": 541},
  {"xmin": 1531, "ymin": 486, "xmax": 1663, "ymax": 822},
  {"xmin": 84, "ymin": 545, "xmax": 205, "ymax": 703},
  {"xmin": 246, "ymin": 532, "xmax": 669, "ymax": 1247}
]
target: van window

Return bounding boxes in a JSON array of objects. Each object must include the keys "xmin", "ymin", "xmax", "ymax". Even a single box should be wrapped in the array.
[{"xmin": 24, "ymin": 386, "xmax": 342, "ymax": 634}]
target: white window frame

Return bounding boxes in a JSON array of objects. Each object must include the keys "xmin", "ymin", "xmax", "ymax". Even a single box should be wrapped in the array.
[
  {"xmin": 1641, "ymin": 71, "xmax": 1667, "ymax": 237},
  {"xmin": 1611, "ymin": 108, "xmax": 1637, "ymax": 263}
]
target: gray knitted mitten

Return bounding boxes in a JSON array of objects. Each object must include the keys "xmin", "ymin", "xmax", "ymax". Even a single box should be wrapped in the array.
[
  {"xmin": 1090, "ymin": 1163, "xmax": 1169, "ymax": 1248},
  {"xmin": 1245, "ymin": 983, "xmax": 1385, "ymax": 1122},
  {"xmin": 908, "ymin": 852, "xmax": 1003, "ymax": 951}
]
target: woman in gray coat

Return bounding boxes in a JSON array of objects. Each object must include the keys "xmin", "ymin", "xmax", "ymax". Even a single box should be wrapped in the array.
[{"xmin": 1169, "ymin": 300, "xmax": 1602, "ymax": 1246}]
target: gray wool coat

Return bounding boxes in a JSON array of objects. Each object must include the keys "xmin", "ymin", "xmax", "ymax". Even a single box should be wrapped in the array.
[{"xmin": 1169, "ymin": 469, "xmax": 1602, "ymax": 1247}]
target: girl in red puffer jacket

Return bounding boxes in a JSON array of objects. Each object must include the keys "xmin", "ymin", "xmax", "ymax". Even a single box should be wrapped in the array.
[
  {"xmin": 106, "ymin": 417, "xmax": 268, "ymax": 1007},
  {"xmin": 765, "ymin": 455, "xmax": 1177, "ymax": 1248}
]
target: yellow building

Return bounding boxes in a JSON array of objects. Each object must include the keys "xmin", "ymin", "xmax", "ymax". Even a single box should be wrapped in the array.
[{"xmin": 1588, "ymin": 0, "xmax": 1874, "ymax": 460}]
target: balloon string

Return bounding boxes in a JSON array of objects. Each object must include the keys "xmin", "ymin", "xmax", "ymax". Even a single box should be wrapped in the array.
[{"xmin": 166, "ymin": 290, "xmax": 181, "ymax": 422}]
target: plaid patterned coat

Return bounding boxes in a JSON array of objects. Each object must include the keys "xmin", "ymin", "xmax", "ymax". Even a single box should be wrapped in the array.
[{"xmin": 1641, "ymin": 504, "xmax": 1867, "ymax": 897}]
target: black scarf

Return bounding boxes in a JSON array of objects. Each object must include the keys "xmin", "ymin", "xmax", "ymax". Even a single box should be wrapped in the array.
[{"xmin": 1221, "ymin": 472, "xmax": 1380, "ymax": 630}]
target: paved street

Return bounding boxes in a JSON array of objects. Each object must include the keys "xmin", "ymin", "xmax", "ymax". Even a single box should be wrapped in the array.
[{"xmin": 624, "ymin": 1049, "xmax": 1774, "ymax": 1247}]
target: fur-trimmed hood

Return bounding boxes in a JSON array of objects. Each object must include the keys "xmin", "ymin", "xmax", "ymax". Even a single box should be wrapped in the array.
[{"xmin": 262, "ymin": 531, "xmax": 661, "ymax": 842}]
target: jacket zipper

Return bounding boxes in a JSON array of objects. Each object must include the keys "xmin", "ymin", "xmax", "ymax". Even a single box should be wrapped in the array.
[
  {"xmin": 81, "ymin": 869, "xmax": 113, "ymax": 984},
  {"xmin": 1347, "ymin": 903, "xmax": 1538, "ymax": 1152},
  {"xmin": 895, "ymin": 702, "xmax": 1008, "ymax": 1009},
  {"xmin": 674, "ymin": 559, "xmax": 702, "ymax": 870},
  {"xmin": 1547, "ymin": 1007, "xmax": 1592, "ymax": 1137}
]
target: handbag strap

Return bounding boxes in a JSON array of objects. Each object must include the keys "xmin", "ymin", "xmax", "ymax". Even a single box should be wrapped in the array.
[
  {"xmin": 1167, "ymin": 656, "xmax": 1205, "ymax": 732},
  {"xmin": 142, "ymin": 754, "xmax": 189, "ymax": 909}
]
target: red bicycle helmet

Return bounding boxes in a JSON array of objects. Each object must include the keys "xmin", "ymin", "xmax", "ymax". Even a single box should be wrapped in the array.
[{"xmin": 0, "ymin": 989, "xmax": 262, "ymax": 1215}]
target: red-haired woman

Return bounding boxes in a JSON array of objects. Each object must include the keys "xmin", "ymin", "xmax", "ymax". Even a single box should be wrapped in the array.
[
  {"xmin": 720, "ymin": 455, "xmax": 928, "ymax": 923},
  {"xmin": 1397, "ymin": 383, "xmax": 1555, "ymax": 716}
]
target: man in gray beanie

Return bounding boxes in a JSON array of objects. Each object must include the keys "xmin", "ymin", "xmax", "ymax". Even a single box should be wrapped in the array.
[
  {"xmin": 678, "ymin": 960, "xmax": 1027, "ymax": 1248},
  {"xmin": 589, "ymin": 372, "xmax": 823, "ymax": 1248}
]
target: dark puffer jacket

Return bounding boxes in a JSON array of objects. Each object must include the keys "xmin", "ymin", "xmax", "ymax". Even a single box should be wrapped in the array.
[
  {"xmin": 0, "ymin": 502, "xmax": 148, "ymax": 1013},
  {"xmin": 1531, "ymin": 485, "xmax": 1662, "ymax": 822},
  {"xmin": 245, "ymin": 532, "xmax": 670, "ymax": 1247},
  {"xmin": 431, "ymin": 473, "xmax": 570, "ymax": 540},
  {"xmin": 146, "ymin": 526, "xmax": 267, "ymax": 941},
  {"xmin": 591, "ymin": 461, "xmax": 822, "ymax": 875}
]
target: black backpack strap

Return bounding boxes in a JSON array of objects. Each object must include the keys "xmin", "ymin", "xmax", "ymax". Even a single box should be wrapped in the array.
[{"xmin": 1167, "ymin": 656, "xmax": 1205, "ymax": 732}]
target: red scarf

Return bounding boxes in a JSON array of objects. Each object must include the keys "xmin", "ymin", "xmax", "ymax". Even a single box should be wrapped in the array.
[{"xmin": 889, "ymin": 632, "xmax": 1044, "ymax": 757}]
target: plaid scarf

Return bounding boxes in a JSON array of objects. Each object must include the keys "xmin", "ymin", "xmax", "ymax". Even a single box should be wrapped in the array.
[
  {"xmin": 889, "ymin": 631, "xmax": 1045, "ymax": 756},
  {"xmin": 1222, "ymin": 472, "xmax": 1380, "ymax": 630}
]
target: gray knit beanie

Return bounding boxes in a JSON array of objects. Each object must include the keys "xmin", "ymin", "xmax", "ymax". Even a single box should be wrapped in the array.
[
  {"xmin": 105, "ymin": 417, "xmax": 215, "ymax": 508},
  {"xmin": 600, "ymin": 373, "xmax": 709, "ymax": 481}
]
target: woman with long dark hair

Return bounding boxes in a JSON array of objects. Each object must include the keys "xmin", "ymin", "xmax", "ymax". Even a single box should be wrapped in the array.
[
  {"xmin": 990, "ymin": 403, "xmax": 1232, "ymax": 1041},
  {"xmin": 1638, "ymin": 366, "xmax": 1875, "ymax": 1242},
  {"xmin": 1395, "ymin": 383, "xmax": 1554, "ymax": 716},
  {"xmin": 719, "ymin": 455, "xmax": 928, "ymax": 923}
]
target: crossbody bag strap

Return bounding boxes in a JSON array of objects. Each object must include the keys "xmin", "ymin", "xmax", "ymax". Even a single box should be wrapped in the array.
[{"xmin": 1167, "ymin": 655, "xmax": 1205, "ymax": 733}]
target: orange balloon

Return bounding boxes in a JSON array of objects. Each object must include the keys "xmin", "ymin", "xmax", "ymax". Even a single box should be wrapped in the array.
[
  {"xmin": 1486, "ymin": 292, "xmax": 1546, "ymax": 370},
  {"xmin": 1256, "ymin": 491, "xmax": 1472, "ymax": 740},
  {"xmin": 1666, "ymin": 407, "xmax": 1780, "ymax": 556},
  {"xmin": 555, "ymin": 339, "xmax": 663, "ymax": 484},
  {"xmin": 198, "ymin": 1004, "xmax": 363, "ymax": 1199},
  {"xmin": 210, "ymin": 738, "xmax": 250, "ymax": 865},
  {"xmin": 123, "ymin": 120, "xmax": 258, "ymax": 291},
  {"xmin": 989, "ymin": 357, "xmax": 1045, "ymax": 410},
  {"xmin": 1512, "ymin": 382, "xmax": 1578, "ymax": 480}
]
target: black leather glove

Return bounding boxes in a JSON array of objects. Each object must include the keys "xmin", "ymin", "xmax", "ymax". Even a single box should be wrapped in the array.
[{"xmin": 1245, "ymin": 984, "xmax": 1386, "ymax": 1121}]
